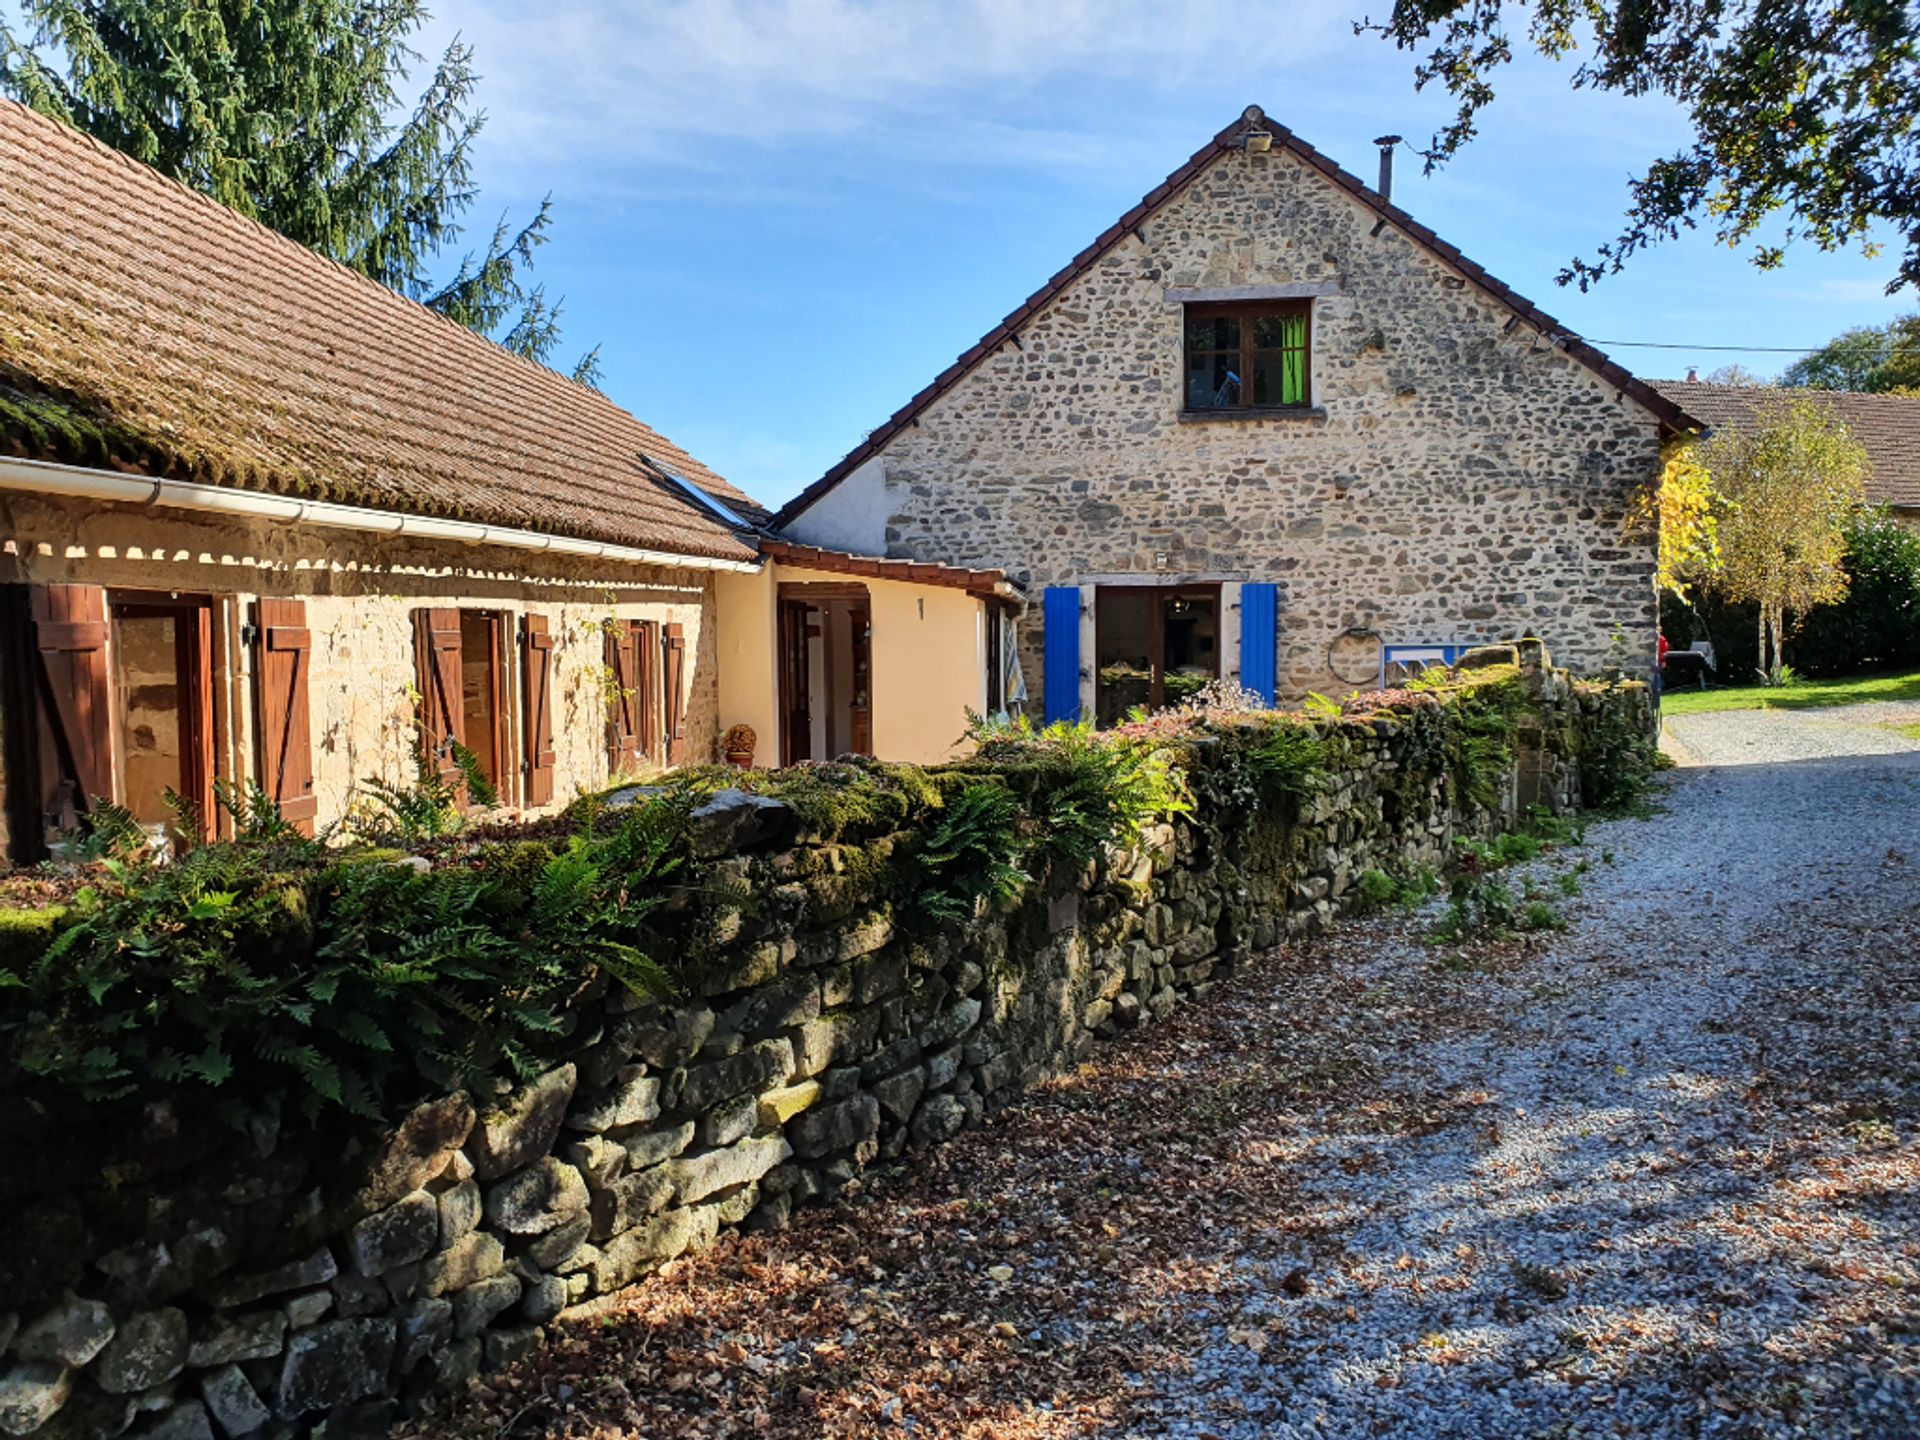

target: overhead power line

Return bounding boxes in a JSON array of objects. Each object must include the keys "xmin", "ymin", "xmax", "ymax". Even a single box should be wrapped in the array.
[{"xmin": 1591, "ymin": 337, "xmax": 1919, "ymax": 356}]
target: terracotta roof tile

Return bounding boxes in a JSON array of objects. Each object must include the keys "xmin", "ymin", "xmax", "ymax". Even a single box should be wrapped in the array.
[
  {"xmin": 774, "ymin": 105, "xmax": 1698, "ymax": 528},
  {"xmin": 0, "ymin": 99, "xmax": 765, "ymax": 561},
  {"xmin": 1652, "ymin": 381, "xmax": 1920, "ymax": 509},
  {"xmin": 757, "ymin": 538, "xmax": 1015, "ymax": 597}
]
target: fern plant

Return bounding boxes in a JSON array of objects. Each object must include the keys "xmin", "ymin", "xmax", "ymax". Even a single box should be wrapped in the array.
[
  {"xmin": 350, "ymin": 755, "xmax": 465, "ymax": 843},
  {"xmin": 917, "ymin": 781, "xmax": 1028, "ymax": 921},
  {"xmin": 2, "ymin": 792, "xmax": 692, "ymax": 1120}
]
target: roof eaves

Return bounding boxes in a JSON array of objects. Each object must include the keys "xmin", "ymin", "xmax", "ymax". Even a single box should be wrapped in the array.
[
  {"xmin": 771, "ymin": 117, "xmax": 1245, "ymax": 528},
  {"xmin": 757, "ymin": 537, "xmax": 1018, "ymax": 597},
  {"xmin": 774, "ymin": 106, "xmax": 1701, "ymax": 529}
]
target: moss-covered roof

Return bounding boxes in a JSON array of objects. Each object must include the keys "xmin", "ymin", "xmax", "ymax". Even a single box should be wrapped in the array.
[{"xmin": 0, "ymin": 100, "xmax": 765, "ymax": 560}]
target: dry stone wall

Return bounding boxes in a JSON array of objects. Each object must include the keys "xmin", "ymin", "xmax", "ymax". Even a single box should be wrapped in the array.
[{"xmin": 0, "ymin": 652, "xmax": 1649, "ymax": 1440}]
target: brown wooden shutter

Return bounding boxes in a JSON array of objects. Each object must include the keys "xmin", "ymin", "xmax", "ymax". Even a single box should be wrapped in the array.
[
  {"xmin": 29, "ymin": 583, "xmax": 113, "ymax": 832},
  {"xmin": 412, "ymin": 607, "xmax": 465, "ymax": 788},
  {"xmin": 634, "ymin": 620, "xmax": 660, "ymax": 761},
  {"xmin": 520, "ymin": 613, "xmax": 556, "ymax": 807},
  {"xmin": 253, "ymin": 598, "xmax": 317, "ymax": 835},
  {"xmin": 662, "ymin": 621, "xmax": 688, "ymax": 766}
]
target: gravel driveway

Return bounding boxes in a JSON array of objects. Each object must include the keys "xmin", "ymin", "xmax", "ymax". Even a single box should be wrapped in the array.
[
  {"xmin": 1664, "ymin": 701, "xmax": 1920, "ymax": 766},
  {"xmin": 411, "ymin": 716, "xmax": 1920, "ymax": 1440},
  {"xmin": 1132, "ymin": 721, "xmax": 1920, "ymax": 1439}
]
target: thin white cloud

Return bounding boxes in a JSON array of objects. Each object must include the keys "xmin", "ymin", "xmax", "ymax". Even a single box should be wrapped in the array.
[{"xmin": 434, "ymin": 0, "xmax": 1357, "ymax": 174}]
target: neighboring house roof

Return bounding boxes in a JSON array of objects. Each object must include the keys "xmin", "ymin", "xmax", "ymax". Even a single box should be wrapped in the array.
[
  {"xmin": 1652, "ymin": 381, "xmax": 1920, "ymax": 510},
  {"xmin": 757, "ymin": 538, "xmax": 1018, "ymax": 599},
  {"xmin": 0, "ymin": 99, "xmax": 767, "ymax": 563},
  {"xmin": 775, "ymin": 104, "xmax": 1700, "ymax": 529}
]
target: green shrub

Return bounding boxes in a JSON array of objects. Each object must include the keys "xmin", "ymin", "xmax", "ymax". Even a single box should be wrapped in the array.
[
  {"xmin": 1354, "ymin": 869, "xmax": 1398, "ymax": 911},
  {"xmin": 1433, "ymin": 876, "xmax": 1515, "ymax": 942},
  {"xmin": 964, "ymin": 717, "xmax": 1188, "ymax": 871},
  {"xmin": 1520, "ymin": 900, "xmax": 1567, "ymax": 932},
  {"xmin": 916, "ymin": 781, "xmax": 1027, "ymax": 921},
  {"xmin": 1791, "ymin": 508, "xmax": 1920, "ymax": 676},
  {"xmin": 0, "ymin": 794, "xmax": 690, "ymax": 1119}
]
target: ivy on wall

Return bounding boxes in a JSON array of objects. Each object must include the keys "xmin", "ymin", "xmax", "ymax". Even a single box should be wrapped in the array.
[{"xmin": 0, "ymin": 663, "xmax": 1650, "ymax": 1131}]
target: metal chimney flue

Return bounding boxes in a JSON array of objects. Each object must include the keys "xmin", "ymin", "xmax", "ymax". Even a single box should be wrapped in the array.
[{"xmin": 1374, "ymin": 135, "xmax": 1402, "ymax": 204}]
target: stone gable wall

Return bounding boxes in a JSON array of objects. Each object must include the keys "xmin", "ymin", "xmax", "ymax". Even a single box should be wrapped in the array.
[
  {"xmin": 806, "ymin": 143, "xmax": 1663, "ymax": 696},
  {"xmin": 0, "ymin": 655, "xmax": 1649, "ymax": 1440}
]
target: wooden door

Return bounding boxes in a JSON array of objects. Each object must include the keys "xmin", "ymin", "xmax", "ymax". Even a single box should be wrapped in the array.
[
  {"xmin": 778, "ymin": 599, "xmax": 812, "ymax": 766},
  {"xmin": 848, "ymin": 603, "xmax": 872, "ymax": 756}
]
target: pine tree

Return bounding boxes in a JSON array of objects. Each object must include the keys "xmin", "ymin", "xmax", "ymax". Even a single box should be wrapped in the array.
[{"xmin": 0, "ymin": 0, "xmax": 602, "ymax": 384}]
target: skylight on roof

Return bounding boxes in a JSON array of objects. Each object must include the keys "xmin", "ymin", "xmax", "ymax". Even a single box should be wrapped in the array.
[{"xmin": 653, "ymin": 465, "xmax": 754, "ymax": 531}]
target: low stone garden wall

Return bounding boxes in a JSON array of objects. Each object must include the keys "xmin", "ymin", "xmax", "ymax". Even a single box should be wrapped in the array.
[{"xmin": 0, "ymin": 646, "xmax": 1650, "ymax": 1440}]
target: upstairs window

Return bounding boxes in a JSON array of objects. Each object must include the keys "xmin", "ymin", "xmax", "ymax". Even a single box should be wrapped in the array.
[{"xmin": 1183, "ymin": 302, "xmax": 1311, "ymax": 412}]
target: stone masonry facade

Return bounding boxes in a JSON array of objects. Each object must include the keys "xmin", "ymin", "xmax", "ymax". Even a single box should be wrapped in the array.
[
  {"xmin": 796, "ymin": 130, "xmax": 1666, "ymax": 698},
  {"xmin": 0, "ymin": 493, "xmax": 721, "ymax": 850},
  {"xmin": 0, "ymin": 652, "xmax": 1648, "ymax": 1439}
]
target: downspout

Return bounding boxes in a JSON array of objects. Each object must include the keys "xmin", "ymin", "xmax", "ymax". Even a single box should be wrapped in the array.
[{"xmin": 0, "ymin": 455, "xmax": 765, "ymax": 573}]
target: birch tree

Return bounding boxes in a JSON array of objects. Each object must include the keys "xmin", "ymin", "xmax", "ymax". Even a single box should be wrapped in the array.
[{"xmin": 1698, "ymin": 396, "xmax": 1869, "ymax": 683}]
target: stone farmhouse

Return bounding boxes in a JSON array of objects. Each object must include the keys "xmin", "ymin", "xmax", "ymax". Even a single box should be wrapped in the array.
[
  {"xmin": 1654, "ymin": 379, "xmax": 1920, "ymax": 533},
  {"xmin": 0, "ymin": 98, "xmax": 1695, "ymax": 857},
  {"xmin": 0, "ymin": 101, "xmax": 1012, "ymax": 861},
  {"xmin": 777, "ymin": 106, "xmax": 1701, "ymax": 719}
]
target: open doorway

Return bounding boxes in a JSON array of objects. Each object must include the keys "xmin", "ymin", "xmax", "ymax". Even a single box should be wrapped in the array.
[
  {"xmin": 778, "ymin": 584, "xmax": 872, "ymax": 765},
  {"xmin": 1095, "ymin": 584, "xmax": 1220, "ymax": 726}
]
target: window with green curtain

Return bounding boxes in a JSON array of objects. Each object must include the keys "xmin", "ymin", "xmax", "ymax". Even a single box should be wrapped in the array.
[
  {"xmin": 1251, "ymin": 311, "xmax": 1308, "ymax": 406},
  {"xmin": 1188, "ymin": 302, "xmax": 1311, "ymax": 411}
]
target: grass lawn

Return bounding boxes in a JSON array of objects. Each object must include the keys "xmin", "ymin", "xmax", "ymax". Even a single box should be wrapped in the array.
[{"xmin": 1661, "ymin": 667, "xmax": 1920, "ymax": 716}]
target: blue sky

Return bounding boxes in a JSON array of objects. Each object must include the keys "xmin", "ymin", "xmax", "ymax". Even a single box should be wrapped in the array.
[{"xmin": 413, "ymin": 0, "xmax": 1913, "ymax": 510}]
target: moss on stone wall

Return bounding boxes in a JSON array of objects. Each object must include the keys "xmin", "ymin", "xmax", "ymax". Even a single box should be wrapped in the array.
[{"xmin": 0, "ymin": 646, "xmax": 1653, "ymax": 1440}]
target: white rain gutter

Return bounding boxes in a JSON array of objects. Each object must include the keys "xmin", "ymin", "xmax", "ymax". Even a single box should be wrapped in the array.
[{"xmin": 0, "ymin": 455, "xmax": 764, "ymax": 573}]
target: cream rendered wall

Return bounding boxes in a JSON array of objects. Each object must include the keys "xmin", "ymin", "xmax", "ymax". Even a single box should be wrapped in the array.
[
  {"xmin": 713, "ymin": 565, "xmax": 779, "ymax": 761},
  {"xmin": 865, "ymin": 574, "xmax": 985, "ymax": 764},
  {"xmin": 0, "ymin": 493, "xmax": 721, "ymax": 832},
  {"xmin": 712, "ymin": 561, "xmax": 986, "ymax": 767}
]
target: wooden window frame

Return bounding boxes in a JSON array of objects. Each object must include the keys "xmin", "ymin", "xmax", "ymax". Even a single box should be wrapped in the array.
[
  {"xmin": 252, "ymin": 598, "xmax": 317, "ymax": 837},
  {"xmin": 605, "ymin": 618, "xmax": 661, "ymax": 779},
  {"xmin": 662, "ymin": 622, "xmax": 688, "ymax": 766},
  {"xmin": 985, "ymin": 604, "xmax": 1005, "ymax": 715},
  {"xmin": 458, "ymin": 609, "xmax": 512, "ymax": 808},
  {"xmin": 1181, "ymin": 300, "xmax": 1313, "ymax": 414},
  {"xmin": 107, "ymin": 590, "xmax": 217, "ymax": 844},
  {"xmin": 413, "ymin": 606, "xmax": 514, "ymax": 810},
  {"xmin": 520, "ymin": 613, "xmax": 557, "ymax": 808}
]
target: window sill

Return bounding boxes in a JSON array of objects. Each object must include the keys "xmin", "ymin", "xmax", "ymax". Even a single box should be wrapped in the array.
[{"xmin": 1177, "ymin": 406, "xmax": 1327, "ymax": 424}]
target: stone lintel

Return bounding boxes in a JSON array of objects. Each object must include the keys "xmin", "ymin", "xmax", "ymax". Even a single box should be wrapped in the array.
[{"xmin": 1163, "ymin": 282, "xmax": 1340, "ymax": 303}]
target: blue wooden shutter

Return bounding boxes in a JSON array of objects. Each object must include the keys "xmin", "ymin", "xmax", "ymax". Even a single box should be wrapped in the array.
[
  {"xmin": 1239, "ymin": 583, "xmax": 1278, "ymax": 705},
  {"xmin": 1042, "ymin": 586, "xmax": 1081, "ymax": 724}
]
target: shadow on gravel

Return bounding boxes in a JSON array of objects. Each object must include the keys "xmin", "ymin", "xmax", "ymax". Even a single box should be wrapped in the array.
[{"xmin": 400, "ymin": 752, "xmax": 1920, "ymax": 1440}]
